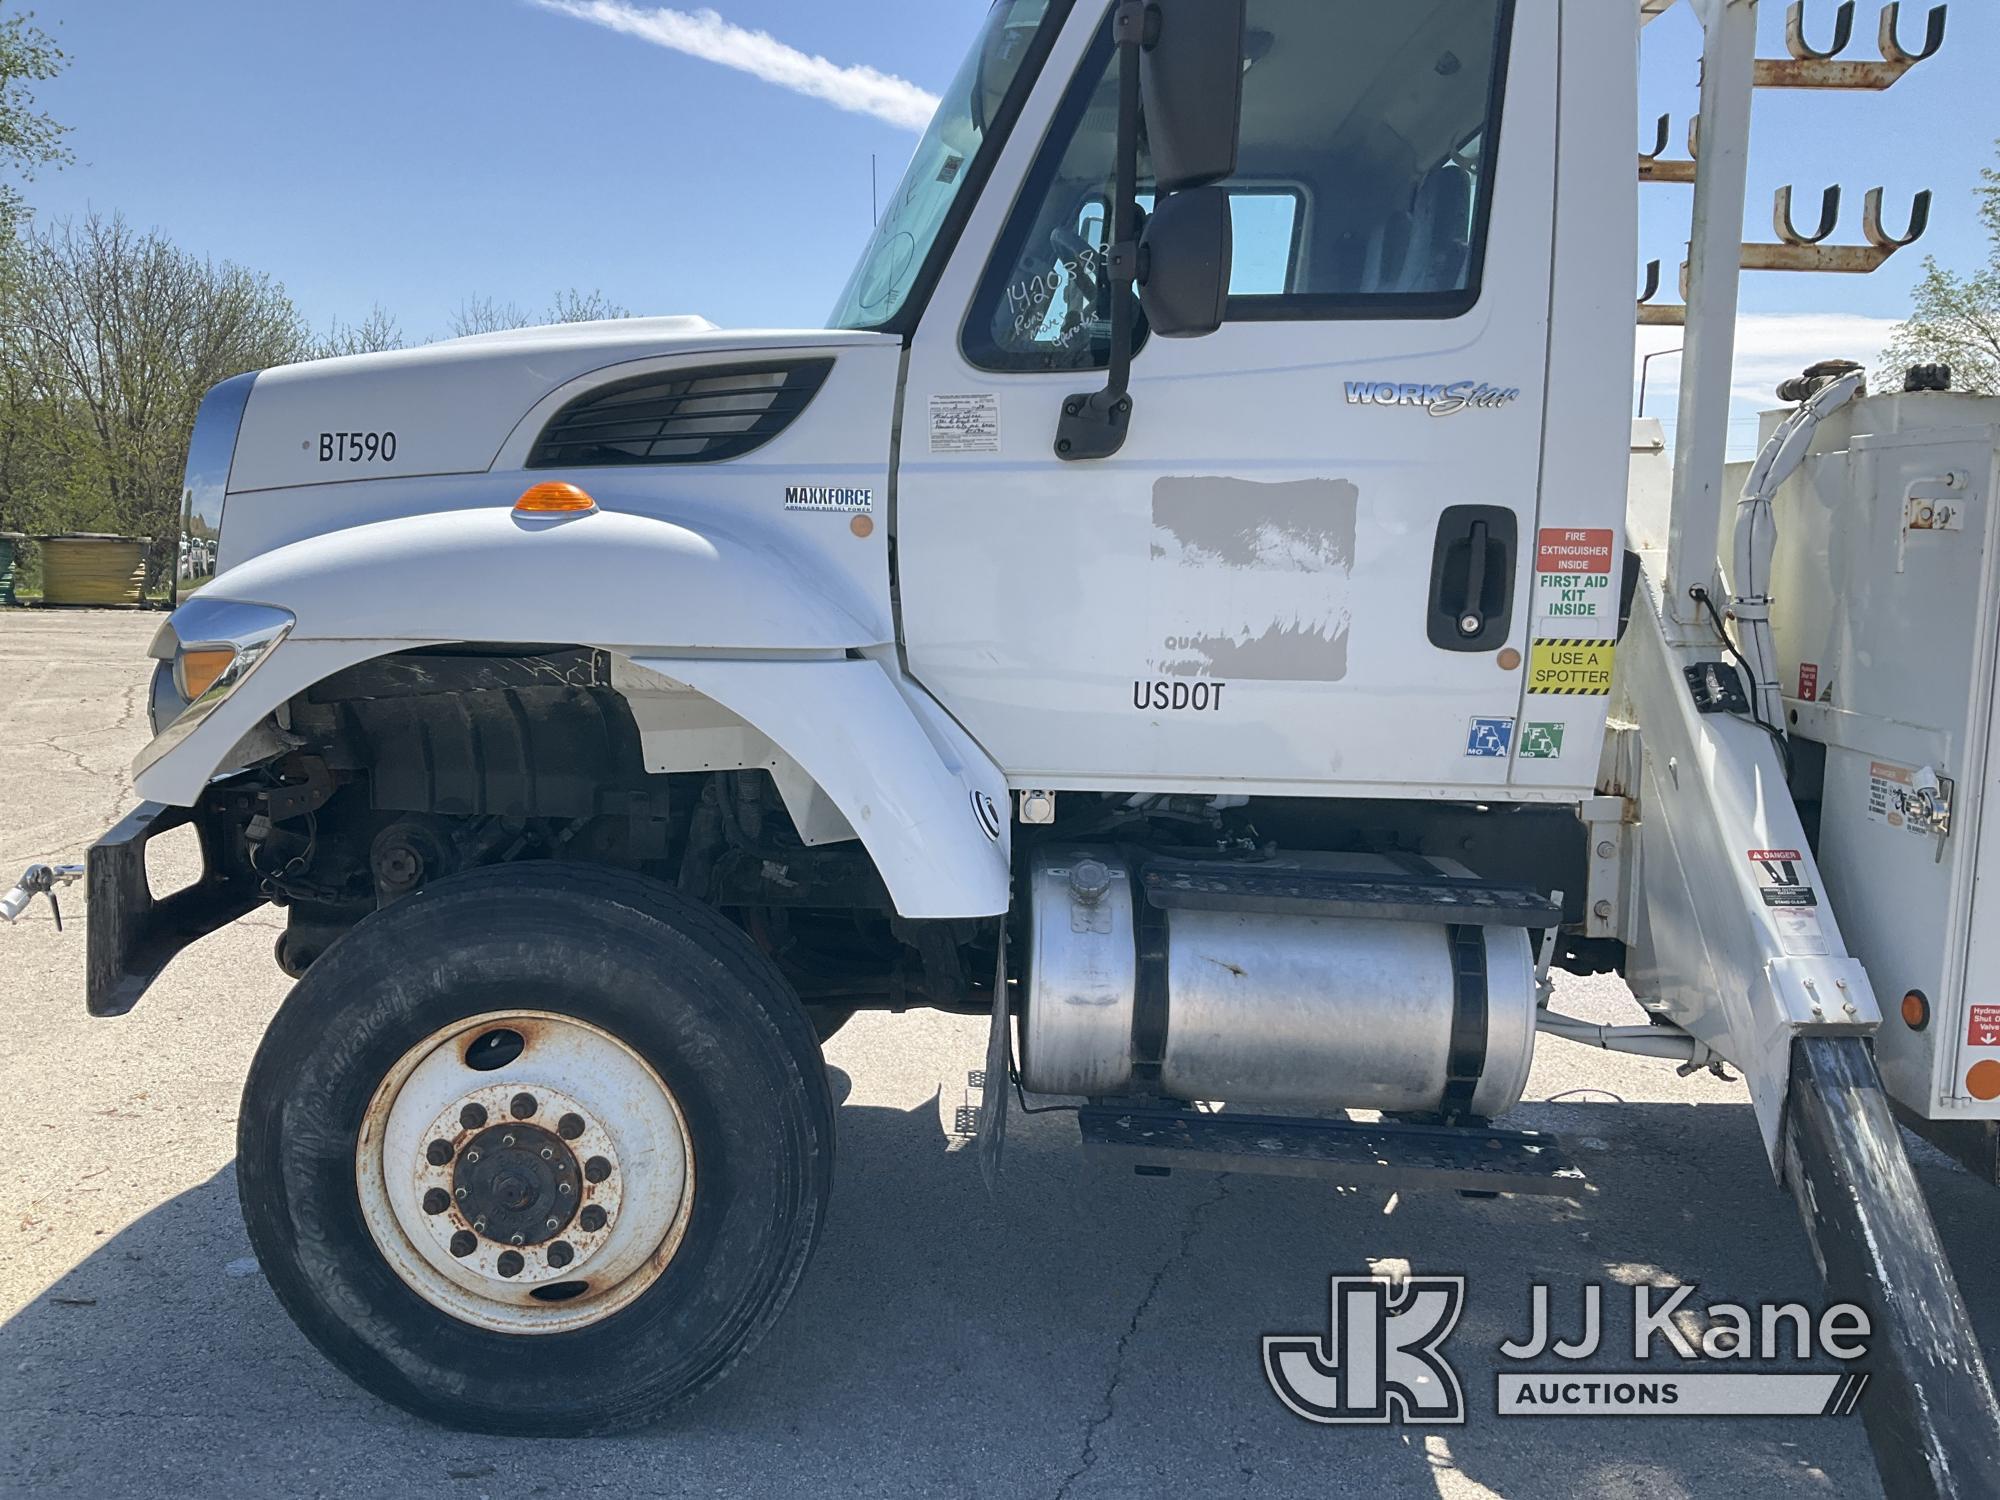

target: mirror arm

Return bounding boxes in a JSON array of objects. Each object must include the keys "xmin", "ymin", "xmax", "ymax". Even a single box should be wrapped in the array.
[{"xmin": 1055, "ymin": 0, "xmax": 1152, "ymax": 462}]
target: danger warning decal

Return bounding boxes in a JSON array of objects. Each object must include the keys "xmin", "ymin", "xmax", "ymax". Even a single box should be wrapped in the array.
[
  {"xmin": 1749, "ymin": 849, "xmax": 1828, "ymax": 953},
  {"xmin": 1748, "ymin": 849, "xmax": 1818, "ymax": 908},
  {"xmin": 1528, "ymin": 638, "xmax": 1616, "ymax": 695},
  {"xmin": 1969, "ymin": 1005, "xmax": 2000, "ymax": 1049}
]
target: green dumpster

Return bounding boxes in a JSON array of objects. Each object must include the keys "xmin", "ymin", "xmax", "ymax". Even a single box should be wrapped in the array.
[{"xmin": 0, "ymin": 533, "xmax": 21, "ymax": 605}]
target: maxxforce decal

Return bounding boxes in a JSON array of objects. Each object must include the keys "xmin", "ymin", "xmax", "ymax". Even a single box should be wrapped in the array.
[{"xmin": 783, "ymin": 485, "xmax": 874, "ymax": 512}]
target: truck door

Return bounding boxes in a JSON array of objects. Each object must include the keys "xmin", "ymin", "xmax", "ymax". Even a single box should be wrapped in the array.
[{"xmin": 894, "ymin": 0, "xmax": 1559, "ymax": 794}]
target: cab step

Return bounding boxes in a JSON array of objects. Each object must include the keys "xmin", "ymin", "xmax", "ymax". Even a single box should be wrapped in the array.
[{"xmin": 1077, "ymin": 1104, "xmax": 1587, "ymax": 1197}]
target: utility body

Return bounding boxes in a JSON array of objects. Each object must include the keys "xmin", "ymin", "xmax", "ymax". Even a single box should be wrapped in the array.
[{"xmin": 8, "ymin": 0, "xmax": 1999, "ymax": 1491}]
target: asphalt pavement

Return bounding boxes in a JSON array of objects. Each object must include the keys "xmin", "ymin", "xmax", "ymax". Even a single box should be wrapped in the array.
[{"xmin": 3, "ymin": 608, "xmax": 1996, "ymax": 1499}]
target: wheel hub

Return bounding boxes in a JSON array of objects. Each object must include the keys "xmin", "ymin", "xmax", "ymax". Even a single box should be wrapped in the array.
[
  {"xmin": 361, "ymin": 1011, "xmax": 693, "ymax": 1333},
  {"xmin": 452, "ymin": 1123, "xmax": 579, "ymax": 1245},
  {"xmin": 406, "ymin": 1080, "xmax": 626, "ymax": 1287}
]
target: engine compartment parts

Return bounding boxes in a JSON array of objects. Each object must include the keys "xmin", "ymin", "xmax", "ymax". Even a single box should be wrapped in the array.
[{"xmin": 1019, "ymin": 847, "xmax": 1541, "ymax": 1120}]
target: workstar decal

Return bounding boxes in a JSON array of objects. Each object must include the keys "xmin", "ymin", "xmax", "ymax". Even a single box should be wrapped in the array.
[{"xmin": 1343, "ymin": 381, "xmax": 1520, "ymax": 416}]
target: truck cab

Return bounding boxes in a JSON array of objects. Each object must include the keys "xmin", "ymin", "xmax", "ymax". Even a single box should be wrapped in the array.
[{"xmin": 22, "ymin": 2, "xmax": 2000, "ymax": 1479}]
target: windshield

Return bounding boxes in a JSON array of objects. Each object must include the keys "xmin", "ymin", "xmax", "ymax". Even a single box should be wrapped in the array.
[{"xmin": 827, "ymin": 0, "xmax": 1058, "ymax": 332}]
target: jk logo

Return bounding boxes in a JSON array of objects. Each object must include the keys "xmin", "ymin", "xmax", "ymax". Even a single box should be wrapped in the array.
[{"xmin": 1263, "ymin": 1276, "xmax": 1466, "ymax": 1425}]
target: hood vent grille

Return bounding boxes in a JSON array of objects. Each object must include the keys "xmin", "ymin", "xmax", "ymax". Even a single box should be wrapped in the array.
[{"xmin": 526, "ymin": 358, "xmax": 833, "ymax": 468}]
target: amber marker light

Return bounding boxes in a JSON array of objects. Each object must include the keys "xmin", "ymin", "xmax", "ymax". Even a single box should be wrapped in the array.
[
  {"xmin": 515, "ymin": 481, "xmax": 597, "ymax": 515},
  {"xmin": 1900, "ymin": 990, "xmax": 1930, "ymax": 1031},
  {"xmin": 175, "ymin": 647, "xmax": 239, "ymax": 700}
]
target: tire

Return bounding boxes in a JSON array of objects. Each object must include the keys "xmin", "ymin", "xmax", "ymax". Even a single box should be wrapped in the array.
[
  {"xmin": 807, "ymin": 1005, "xmax": 856, "ymax": 1043},
  {"xmin": 237, "ymin": 861, "xmax": 835, "ymax": 1435}
]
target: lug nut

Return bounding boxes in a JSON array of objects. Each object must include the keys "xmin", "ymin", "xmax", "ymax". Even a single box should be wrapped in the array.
[
  {"xmin": 496, "ymin": 1251, "xmax": 524, "ymax": 1278},
  {"xmin": 584, "ymin": 1156, "xmax": 612, "ymax": 1183},
  {"xmin": 547, "ymin": 1241, "xmax": 575, "ymax": 1269},
  {"xmin": 579, "ymin": 1204, "xmax": 608, "ymax": 1232},
  {"xmin": 511, "ymin": 1092, "xmax": 538, "ymax": 1119},
  {"xmin": 459, "ymin": 1102, "xmax": 488, "ymax": 1131},
  {"xmin": 425, "ymin": 1139, "xmax": 453, "ymax": 1166},
  {"xmin": 422, "ymin": 1188, "xmax": 451, "ymax": 1215},
  {"xmin": 449, "ymin": 1230, "xmax": 476, "ymax": 1258},
  {"xmin": 557, "ymin": 1113, "xmax": 585, "ymax": 1141}
]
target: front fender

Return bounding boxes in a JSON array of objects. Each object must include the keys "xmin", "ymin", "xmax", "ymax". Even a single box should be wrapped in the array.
[
  {"xmin": 193, "ymin": 502, "xmax": 888, "ymax": 651},
  {"xmin": 134, "ymin": 503, "xmax": 888, "ymax": 807},
  {"xmin": 633, "ymin": 656, "xmax": 1011, "ymax": 918},
  {"xmin": 130, "ymin": 511, "xmax": 1009, "ymax": 918}
]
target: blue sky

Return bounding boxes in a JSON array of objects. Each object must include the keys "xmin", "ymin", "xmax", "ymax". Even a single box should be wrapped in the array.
[{"xmin": 20, "ymin": 0, "xmax": 2000, "ymax": 445}]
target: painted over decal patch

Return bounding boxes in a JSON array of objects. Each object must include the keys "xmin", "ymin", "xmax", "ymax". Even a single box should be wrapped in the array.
[{"xmin": 1147, "ymin": 476, "xmax": 1356, "ymax": 683}]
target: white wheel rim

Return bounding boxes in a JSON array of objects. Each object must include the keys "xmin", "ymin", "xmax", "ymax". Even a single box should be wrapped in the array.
[{"xmin": 356, "ymin": 1010, "xmax": 694, "ymax": 1334}]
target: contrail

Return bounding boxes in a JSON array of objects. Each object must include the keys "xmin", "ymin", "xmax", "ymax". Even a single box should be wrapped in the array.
[{"xmin": 532, "ymin": 1, "xmax": 941, "ymax": 130}]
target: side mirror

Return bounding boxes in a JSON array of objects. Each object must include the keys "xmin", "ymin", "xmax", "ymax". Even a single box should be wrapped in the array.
[
  {"xmin": 1140, "ymin": 0, "xmax": 1247, "ymax": 192},
  {"xmin": 1139, "ymin": 187, "xmax": 1232, "ymax": 337}
]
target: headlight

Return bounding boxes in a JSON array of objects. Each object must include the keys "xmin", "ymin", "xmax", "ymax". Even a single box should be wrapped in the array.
[
  {"xmin": 137, "ymin": 598, "xmax": 295, "ymax": 774},
  {"xmin": 175, "ymin": 370, "xmax": 260, "ymax": 602}
]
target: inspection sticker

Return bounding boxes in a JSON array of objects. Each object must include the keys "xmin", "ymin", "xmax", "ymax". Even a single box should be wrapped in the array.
[
  {"xmin": 1535, "ymin": 527, "xmax": 1616, "ymax": 628},
  {"xmin": 1528, "ymin": 638, "xmax": 1615, "ymax": 696},
  {"xmin": 1519, "ymin": 722, "xmax": 1566, "ymax": 759},
  {"xmin": 1748, "ymin": 848, "xmax": 1817, "ymax": 908},
  {"xmin": 1970, "ymin": 1005, "xmax": 2000, "ymax": 1048},
  {"xmin": 929, "ymin": 393, "xmax": 1000, "ymax": 454}
]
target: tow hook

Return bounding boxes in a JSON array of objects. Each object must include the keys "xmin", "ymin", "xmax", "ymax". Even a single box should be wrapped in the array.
[{"xmin": 2, "ymin": 864, "xmax": 85, "ymax": 929}]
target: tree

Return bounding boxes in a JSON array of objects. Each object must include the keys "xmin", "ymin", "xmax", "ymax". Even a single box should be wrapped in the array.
[
  {"xmin": 1881, "ymin": 140, "xmax": 1999, "ymax": 395},
  {"xmin": 448, "ymin": 288, "xmax": 630, "ymax": 337},
  {"xmin": 3, "ymin": 212, "xmax": 311, "ymax": 581},
  {"xmin": 0, "ymin": 7, "xmax": 70, "ymax": 243},
  {"xmin": 315, "ymin": 303, "xmax": 405, "ymax": 358}
]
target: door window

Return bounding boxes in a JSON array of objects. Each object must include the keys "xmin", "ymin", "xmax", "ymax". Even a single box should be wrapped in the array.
[{"xmin": 962, "ymin": 0, "xmax": 1514, "ymax": 372}]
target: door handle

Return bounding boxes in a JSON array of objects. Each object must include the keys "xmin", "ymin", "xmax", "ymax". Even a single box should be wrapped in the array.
[{"xmin": 1428, "ymin": 505, "xmax": 1517, "ymax": 652}]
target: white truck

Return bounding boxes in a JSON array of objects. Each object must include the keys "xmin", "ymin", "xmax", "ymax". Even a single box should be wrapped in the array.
[{"xmin": 8, "ymin": 0, "xmax": 2000, "ymax": 1490}]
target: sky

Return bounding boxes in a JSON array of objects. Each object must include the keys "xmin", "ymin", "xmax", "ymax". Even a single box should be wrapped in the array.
[{"xmin": 18, "ymin": 0, "xmax": 2000, "ymax": 456}]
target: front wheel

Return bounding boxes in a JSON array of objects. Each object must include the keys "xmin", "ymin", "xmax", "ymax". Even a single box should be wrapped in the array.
[{"xmin": 237, "ymin": 862, "xmax": 834, "ymax": 1435}]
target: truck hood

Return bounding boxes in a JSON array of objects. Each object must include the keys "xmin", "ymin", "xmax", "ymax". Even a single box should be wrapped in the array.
[{"xmin": 226, "ymin": 317, "xmax": 899, "ymax": 494}]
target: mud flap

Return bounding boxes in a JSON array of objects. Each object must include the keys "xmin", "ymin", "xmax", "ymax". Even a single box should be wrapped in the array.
[
  {"xmin": 1784, "ymin": 1036, "xmax": 2000, "ymax": 1499},
  {"xmin": 978, "ymin": 923, "xmax": 1010, "ymax": 1191}
]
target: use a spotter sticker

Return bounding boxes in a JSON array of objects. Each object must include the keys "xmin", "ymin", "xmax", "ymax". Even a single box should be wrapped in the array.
[{"xmin": 1528, "ymin": 638, "xmax": 1615, "ymax": 696}]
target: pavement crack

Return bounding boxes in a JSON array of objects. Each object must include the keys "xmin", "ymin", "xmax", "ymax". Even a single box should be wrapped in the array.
[{"xmin": 1052, "ymin": 1173, "xmax": 1231, "ymax": 1500}]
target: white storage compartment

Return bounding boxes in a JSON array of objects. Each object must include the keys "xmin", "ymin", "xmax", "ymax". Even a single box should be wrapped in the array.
[{"xmin": 1759, "ymin": 389, "xmax": 2000, "ymax": 1121}]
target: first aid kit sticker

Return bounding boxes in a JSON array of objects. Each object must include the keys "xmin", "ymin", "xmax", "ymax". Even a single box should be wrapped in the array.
[{"xmin": 1535, "ymin": 527, "xmax": 1616, "ymax": 630}]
